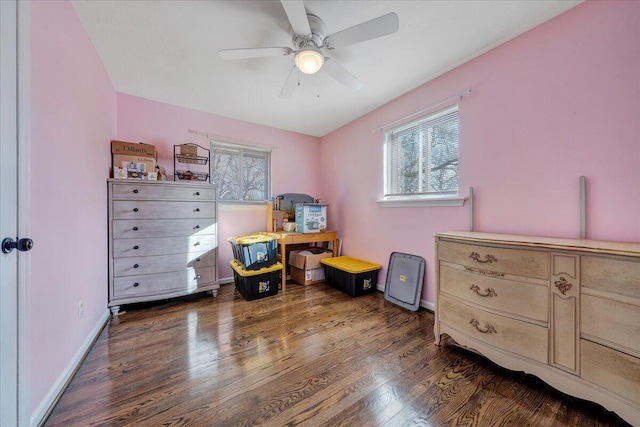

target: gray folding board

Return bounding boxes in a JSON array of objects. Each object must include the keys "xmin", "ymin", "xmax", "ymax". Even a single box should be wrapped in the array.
[{"xmin": 384, "ymin": 252, "xmax": 425, "ymax": 311}]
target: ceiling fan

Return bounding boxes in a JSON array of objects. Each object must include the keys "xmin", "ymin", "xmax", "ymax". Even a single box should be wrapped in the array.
[{"xmin": 219, "ymin": 0, "xmax": 399, "ymax": 98}]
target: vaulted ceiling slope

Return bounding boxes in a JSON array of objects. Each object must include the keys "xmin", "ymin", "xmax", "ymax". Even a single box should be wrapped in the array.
[{"xmin": 72, "ymin": 0, "xmax": 581, "ymax": 137}]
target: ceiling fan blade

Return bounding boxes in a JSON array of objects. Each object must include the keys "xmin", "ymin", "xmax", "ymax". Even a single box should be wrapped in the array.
[
  {"xmin": 279, "ymin": 66, "xmax": 299, "ymax": 98},
  {"xmin": 281, "ymin": 0, "xmax": 311, "ymax": 37},
  {"xmin": 325, "ymin": 12, "xmax": 399, "ymax": 49},
  {"xmin": 219, "ymin": 47, "xmax": 293, "ymax": 60},
  {"xmin": 321, "ymin": 58, "xmax": 363, "ymax": 91}
]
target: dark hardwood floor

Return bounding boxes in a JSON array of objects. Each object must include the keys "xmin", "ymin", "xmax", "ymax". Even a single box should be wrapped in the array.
[{"xmin": 45, "ymin": 282, "xmax": 630, "ymax": 426}]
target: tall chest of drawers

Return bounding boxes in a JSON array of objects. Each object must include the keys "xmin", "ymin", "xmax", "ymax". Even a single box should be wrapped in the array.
[
  {"xmin": 108, "ymin": 179, "xmax": 219, "ymax": 315},
  {"xmin": 435, "ymin": 231, "xmax": 640, "ymax": 426}
]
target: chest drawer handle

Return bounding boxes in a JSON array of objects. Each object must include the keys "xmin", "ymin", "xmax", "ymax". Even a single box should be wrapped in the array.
[
  {"xmin": 194, "ymin": 224, "xmax": 200, "ymax": 229},
  {"xmin": 133, "ymin": 282, "xmax": 139, "ymax": 287},
  {"xmin": 194, "ymin": 274, "xmax": 201, "ymax": 280},
  {"xmin": 132, "ymin": 227, "xmax": 139, "ymax": 231},
  {"xmin": 133, "ymin": 208, "xmax": 139, "ymax": 212},
  {"xmin": 194, "ymin": 191, "xmax": 200, "ymax": 196},
  {"xmin": 133, "ymin": 264, "xmax": 139, "ymax": 269},
  {"xmin": 470, "ymin": 319, "xmax": 497, "ymax": 334},
  {"xmin": 133, "ymin": 189, "xmax": 139, "ymax": 194},
  {"xmin": 193, "ymin": 241, "xmax": 200, "ymax": 247},
  {"xmin": 470, "ymin": 284, "xmax": 497, "ymax": 298},
  {"xmin": 194, "ymin": 208, "xmax": 200, "ymax": 212},
  {"xmin": 196, "ymin": 258, "xmax": 201, "ymax": 262},
  {"xmin": 470, "ymin": 252, "xmax": 498, "ymax": 264},
  {"xmin": 133, "ymin": 245, "xmax": 139, "ymax": 250}
]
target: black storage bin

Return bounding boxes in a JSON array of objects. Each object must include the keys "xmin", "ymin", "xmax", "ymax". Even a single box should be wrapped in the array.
[
  {"xmin": 230, "ymin": 260, "xmax": 282, "ymax": 301},
  {"xmin": 320, "ymin": 256, "xmax": 382, "ymax": 297},
  {"xmin": 228, "ymin": 233, "xmax": 278, "ymax": 271}
]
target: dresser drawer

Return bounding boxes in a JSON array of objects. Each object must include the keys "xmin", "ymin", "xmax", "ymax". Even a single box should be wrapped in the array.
[
  {"xmin": 582, "ymin": 294, "xmax": 640, "ymax": 354},
  {"xmin": 582, "ymin": 255, "xmax": 640, "ymax": 299},
  {"xmin": 438, "ymin": 240, "xmax": 548, "ymax": 280},
  {"xmin": 113, "ymin": 266, "xmax": 217, "ymax": 298},
  {"xmin": 111, "ymin": 182, "xmax": 216, "ymax": 201},
  {"xmin": 112, "ymin": 200, "xmax": 216, "ymax": 220},
  {"xmin": 112, "ymin": 235, "xmax": 216, "ymax": 258},
  {"xmin": 112, "ymin": 218, "xmax": 216, "ymax": 239},
  {"xmin": 114, "ymin": 250, "xmax": 216, "ymax": 276},
  {"xmin": 439, "ymin": 264, "xmax": 548, "ymax": 323},
  {"xmin": 439, "ymin": 294, "xmax": 548, "ymax": 363},
  {"xmin": 582, "ymin": 339, "xmax": 640, "ymax": 406}
]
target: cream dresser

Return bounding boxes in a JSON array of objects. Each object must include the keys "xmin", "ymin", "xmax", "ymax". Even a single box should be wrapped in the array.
[
  {"xmin": 108, "ymin": 179, "xmax": 219, "ymax": 315},
  {"xmin": 435, "ymin": 231, "xmax": 640, "ymax": 426}
]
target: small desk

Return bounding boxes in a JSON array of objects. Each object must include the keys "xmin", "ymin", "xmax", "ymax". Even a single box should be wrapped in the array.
[{"xmin": 274, "ymin": 230, "xmax": 338, "ymax": 290}]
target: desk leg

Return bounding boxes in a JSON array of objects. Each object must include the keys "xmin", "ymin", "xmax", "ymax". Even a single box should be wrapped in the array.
[{"xmin": 280, "ymin": 240, "xmax": 286, "ymax": 291}]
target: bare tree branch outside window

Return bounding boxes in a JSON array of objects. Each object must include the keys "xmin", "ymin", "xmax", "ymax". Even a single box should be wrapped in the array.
[
  {"xmin": 210, "ymin": 142, "xmax": 271, "ymax": 202},
  {"xmin": 385, "ymin": 106, "xmax": 458, "ymax": 198}
]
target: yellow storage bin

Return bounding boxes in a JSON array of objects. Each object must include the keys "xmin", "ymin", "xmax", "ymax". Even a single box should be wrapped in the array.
[
  {"xmin": 228, "ymin": 232, "xmax": 280, "ymax": 270},
  {"xmin": 320, "ymin": 256, "xmax": 381, "ymax": 297},
  {"xmin": 229, "ymin": 260, "xmax": 283, "ymax": 300}
]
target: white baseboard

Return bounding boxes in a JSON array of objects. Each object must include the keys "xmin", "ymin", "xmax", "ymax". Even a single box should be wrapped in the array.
[
  {"xmin": 219, "ymin": 276, "xmax": 234, "ymax": 285},
  {"xmin": 31, "ymin": 309, "xmax": 110, "ymax": 427}
]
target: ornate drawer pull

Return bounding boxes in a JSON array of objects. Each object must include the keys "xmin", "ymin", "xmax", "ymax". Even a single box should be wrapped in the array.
[
  {"xmin": 470, "ymin": 318, "xmax": 497, "ymax": 334},
  {"xmin": 470, "ymin": 252, "xmax": 498, "ymax": 264},
  {"xmin": 470, "ymin": 284, "xmax": 497, "ymax": 297},
  {"xmin": 554, "ymin": 277, "xmax": 573, "ymax": 295}
]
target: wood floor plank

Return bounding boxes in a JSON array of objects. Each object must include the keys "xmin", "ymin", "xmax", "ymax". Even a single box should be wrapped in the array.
[{"xmin": 45, "ymin": 283, "xmax": 631, "ymax": 426}]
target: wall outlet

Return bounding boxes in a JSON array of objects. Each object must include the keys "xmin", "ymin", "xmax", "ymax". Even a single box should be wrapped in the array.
[{"xmin": 77, "ymin": 300, "xmax": 83, "ymax": 320}]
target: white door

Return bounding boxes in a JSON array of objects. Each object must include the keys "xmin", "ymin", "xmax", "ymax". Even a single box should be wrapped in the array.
[
  {"xmin": 0, "ymin": 0, "xmax": 20, "ymax": 424},
  {"xmin": 1, "ymin": 1, "xmax": 30, "ymax": 425}
]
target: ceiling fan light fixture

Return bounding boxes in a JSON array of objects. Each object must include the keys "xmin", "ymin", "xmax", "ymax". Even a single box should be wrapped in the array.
[{"xmin": 294, "ymin": 48, "xmax": 324, "ymax": 74}]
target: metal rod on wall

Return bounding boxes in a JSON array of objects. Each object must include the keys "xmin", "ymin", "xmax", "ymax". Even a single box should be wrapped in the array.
[
  {"xmin": 579, "ymin": 176, "xmax": 586, "ymax": 239},
  {"xmin": 469, "ymin": 186, "xmax": 475, "ymax": 232},
  {"xmin": 372, "ymin": 89, "xmax": 471, "ymax": 133}
]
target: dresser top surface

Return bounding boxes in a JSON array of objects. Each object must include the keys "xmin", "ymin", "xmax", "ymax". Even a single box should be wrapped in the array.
[{"xmin": 436, "ymin": 231, "xmax": 640, "ymax": 258}]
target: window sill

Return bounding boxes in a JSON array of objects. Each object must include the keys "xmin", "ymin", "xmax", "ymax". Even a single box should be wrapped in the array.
[{"xmin": 377, "ymin": 195, "xmax": 466, "ymax": 207}]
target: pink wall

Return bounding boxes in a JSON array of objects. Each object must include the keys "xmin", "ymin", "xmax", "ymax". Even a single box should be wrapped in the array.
[
  {"xmin": 321, "ymin": 0, "xmax": 640, "ymax": 304},
  {"xmin": 116, "ymin": 94, "xmax": 322, "ymax": 278},
  {"xmin": 31, "ymin": 0, "xmax": 116, "ymax": 414}
]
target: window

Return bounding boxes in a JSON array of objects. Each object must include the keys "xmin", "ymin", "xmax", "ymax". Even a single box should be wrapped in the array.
[
  {"xmin": 382, "ymin": 105, "xmax": 462, "ymax": 206},
  {"xmin": 210, "ymin": 141, "xmax": 271, "ymax": 202}
]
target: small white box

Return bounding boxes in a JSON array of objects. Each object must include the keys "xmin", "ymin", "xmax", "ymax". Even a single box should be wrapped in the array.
[{"xmin": 114, "ymin": 167, "xmax": 127, "ymax": 179}]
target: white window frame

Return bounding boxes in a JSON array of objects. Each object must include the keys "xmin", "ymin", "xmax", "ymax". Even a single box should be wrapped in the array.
[
  {"xmin": 378, "ymin": 105, "xmax": 465, "ymax": 207},
  {"xmin": 209, "ymin": 140, "xmax": 271, "ymax": 203}
]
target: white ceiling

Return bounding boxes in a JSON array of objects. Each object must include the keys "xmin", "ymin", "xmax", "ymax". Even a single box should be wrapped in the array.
[{"xmin": 72, "ymin": 0, "xmax": 581, "ymax": 137}]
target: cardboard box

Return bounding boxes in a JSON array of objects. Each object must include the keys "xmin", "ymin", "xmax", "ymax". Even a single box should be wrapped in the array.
[
  {"xmin": 289, "ymin": 247, "xmax": 333, "ymax": 285},
  {"xmin": 295, "ymin": 203, "xmax": 328, "ymax": 233},
  {"xmin": 180, "ymin": 144, "xmax": 198, "ymax": 156},
  {"xmin": 111, "ymin": 140, "xmax": 157, "ymax": 178}
]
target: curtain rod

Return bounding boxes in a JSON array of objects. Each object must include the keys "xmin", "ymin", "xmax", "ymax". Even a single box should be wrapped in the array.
[
  {"xmin": 188, "ymin": 129, "xmax": 278, "ymax": 151},
  {"xmin": 372, "ymin": 89, "xmax": 471, "ymax": 133}
]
